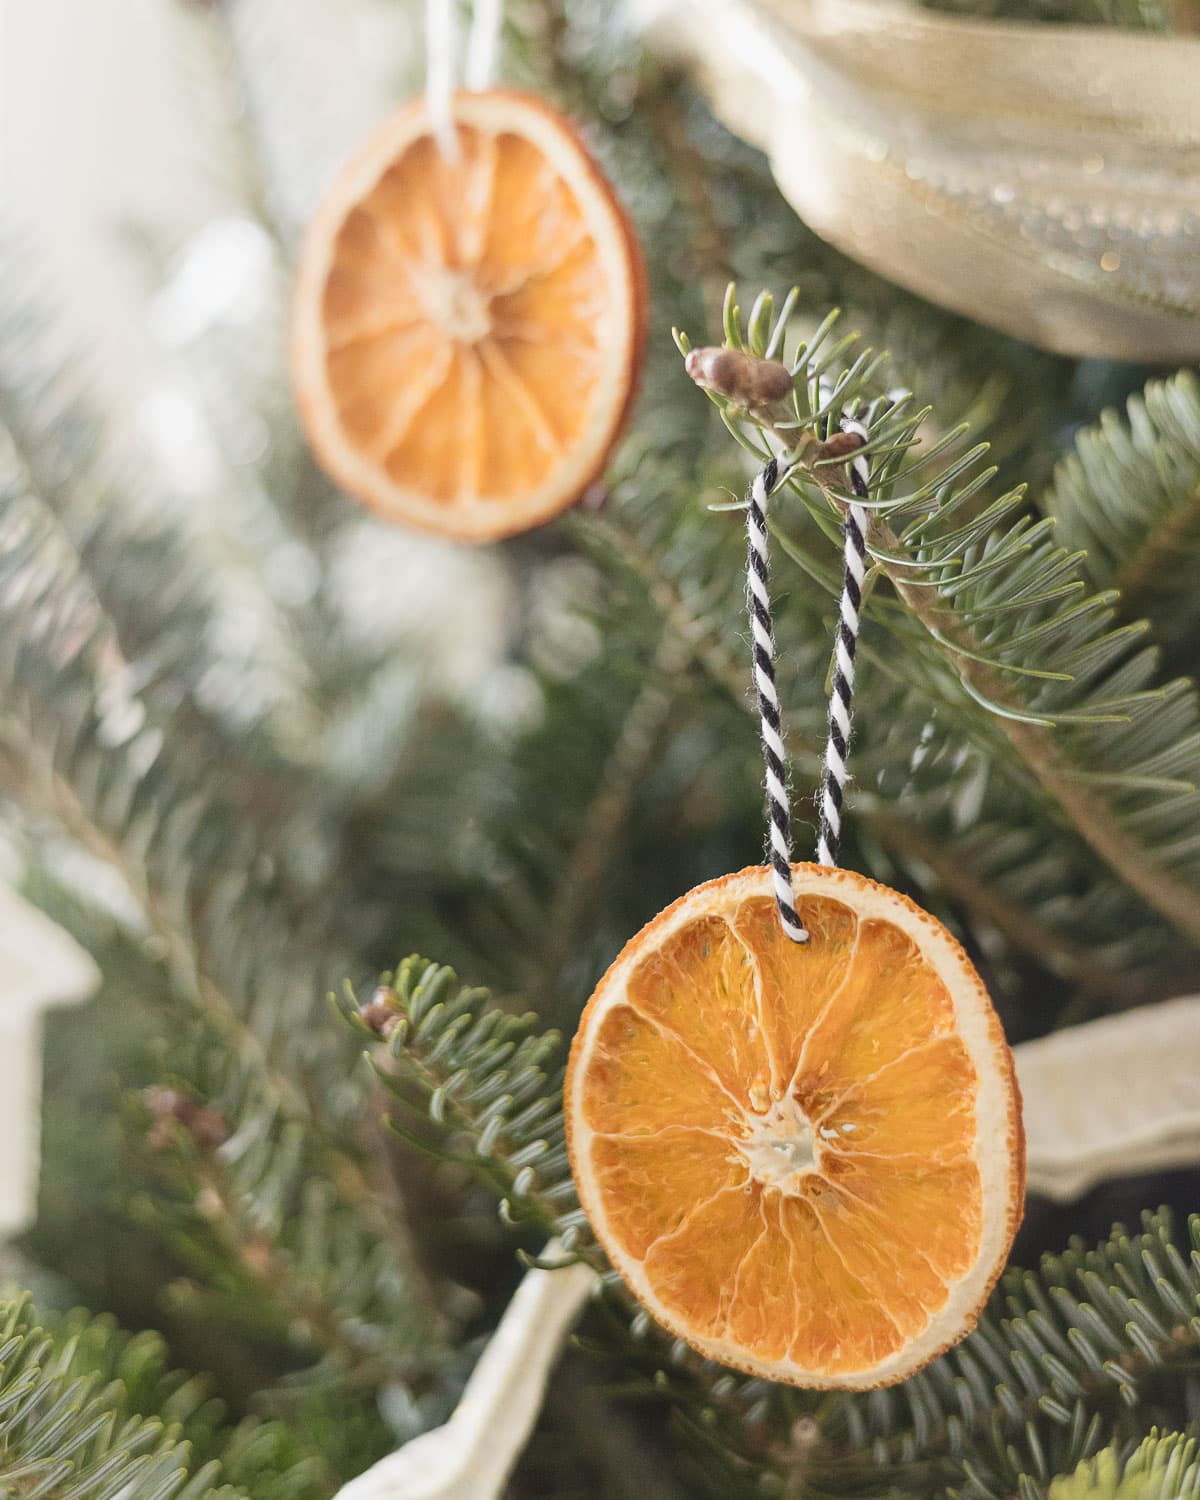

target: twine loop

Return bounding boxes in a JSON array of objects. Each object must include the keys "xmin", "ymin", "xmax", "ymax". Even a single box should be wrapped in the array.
[{"xmin": 746, "ymin": 417, "xmax": 871, "ymax": 944}]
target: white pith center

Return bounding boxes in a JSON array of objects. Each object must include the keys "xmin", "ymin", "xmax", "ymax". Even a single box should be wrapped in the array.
[
  {"xmin": 419, "ymin": 267, "xmax": 492, "ymax": 342},
  {"xmin": 739, "ymin": 1096, "xmax": 821, "ymax": 1193}
]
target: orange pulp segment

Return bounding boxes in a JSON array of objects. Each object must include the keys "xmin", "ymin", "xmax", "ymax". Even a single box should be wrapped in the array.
[
  {"xmin": 565, "ymin": 864, "xmax": 1024, "ymax": 1388},
  {"xmin": 292, "ymin": 89, "xmax": 646, "ymax": 540}
]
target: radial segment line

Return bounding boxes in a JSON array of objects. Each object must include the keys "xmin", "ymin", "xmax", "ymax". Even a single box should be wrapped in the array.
[
  {"xmin": 784, "ymin": 914, "xmax": 864, "ymax": 1099},
  {"xmin": 590, "ymin": 1122, "xmax": 733, "ymax": 1144},
  {"xmin": 810, "ymin": 1035, "xmax": 955, "ymax": 1123},
  {"xmin": 462, "ymin": 131, "xmax": 499, "ymax": 267},
  {"xmin": 612, "ymin": 993, "xmax": 753, "ymax": 1118},
  {"xmin": 826, "ymin": 1145, "xmax": 945, "ymax": 1167},
  {"xmin": 350, "ymin": 205, "xmax": 418, "ymax": 273},
  {"xmin": 364, "ymin": 344, "xmax": 454, "ymax": 461},
  {"xmin": 727, "ymin": 915, "xmax": 784, "ymax": 1098},
  {"xmin": 717, "ymin": 1199, "xmax": 770, "ymax": 1339},
  {"xmin": 327, "ymin": 309, "xmax": 422, "ymax": 353},
  {"xmin": 815, "ymin": 1180, "xmax": 944, "ymax": 1286},
  {"xmin": 405, "ymin": 196, "xmax": 450, "ymax": 270},
  {"xmin": 490, "ymin": 320, "xmax": 599, "ymax": 363},
  {"xmin": 457, "ymin": 346, "xmax": 485, "ymax": 500},
  {"xmin": 639, "ymin": 1180, "xmax": 751, "ymax": 1263},
  {"xmin": 477, "ymin": 339, "xmax": 563, "ymax": 456},
  {"xmin": 487, "ymin": 225, "xmax": 592, "ymax": 298},
  {"xmin": 802, "ymin": 1197, "xmax": 909, "ymax": 1337}
]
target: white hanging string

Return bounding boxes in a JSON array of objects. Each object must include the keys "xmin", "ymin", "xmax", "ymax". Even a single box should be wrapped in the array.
[
  {"xmin": 426, "ymin": 0, "xmax": 506, "ymax": 160},
  {"xmin": 465, "ymin": 0, "xmax": 504, "ymax": 91},
  {"xmin": 425, "ymin": 0, "xmax": 460, "ymax": 159}
]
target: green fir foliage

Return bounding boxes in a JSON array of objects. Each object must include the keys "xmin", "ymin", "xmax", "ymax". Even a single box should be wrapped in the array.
[
  {"xmin": 0, "ymin": 1296, "xmax": 324, "ymax": 1500},
  {"xmin": 1046, "ymin": 372, "xmax": 1200, "ymax": 666},
  {"xmin": 1050, "ymin": 1431, "xmax": 1200, "ymax": 1500},
  {"xmin": 337, "ymin": 959, "xmax": 585, "ymax": 1256},
  {"xmin": 915, "ymin": 0, "xmax": 1171, "ymax": 29}
]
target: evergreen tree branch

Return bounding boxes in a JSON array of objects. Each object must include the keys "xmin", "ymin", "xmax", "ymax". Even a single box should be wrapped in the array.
[
  {"xmin": 0, "ymin": 1296, "xmax": 328, "ymax": 1500},
  {"xmin": 2, "ymin": 739, "xmax": 451, "ymax": 1420},
  {"xmin": 1115, "ymin": 495, "xmax": 1200, "ymax": 618},
  {"xmin": 578, "ymin": 499, "xmax": 1174, "ymax": 994},
  {"xmin": 0, "ymin": 476, "xmax": 432, "ymax": 1297},
  {"xmin": 862, "ymin": 809, "xmax": 1139, "ymax": 1002},
  {"xmin": 576, "ymin": 506, "xmax": 824, "ymax": 769},
  {"xmin": 1046, "ymin": 371, "xmax": 1200, "ymax": 656},
  {"xmin": 577, "ymin": 1208, "xmax": 1200, "ymax": 1500},
  {"xmin": 537, "ymin": 1361, "xmax": 690, "ymax": 1500},
  {"xmin": 6, "ymin": 885, "xmax": 447, "ymax": 1483},
  {"xmin": 1049, "ymin": 1430, "xmax": 1200, "ymax": 1500},
  {"xmin": 0, "ymin": 275, "xmax": 314, "ymax": 757},
  {"xmin": 336, "ymin": 956, "xmax": 1200, "ymax": 1500},
  {"xmin": 530, "ymin": 630, "xmax": 691, "ymax": 1010},
  {"xmin": 643, "ymin": 85, "xmax": 733, "ymax": 331},
  {"xmin": 787, "ymin": 1208, "xmax": 1200, "ymax": 1497},
  {"xmin": 338, "ymin": 959, "xmax": 589, "ymax": 1261},
  {"xmin": 0, "ymin": 249, "xmax": 401, "ymax": 807},
  {"xmin": 188, "ymin": 3, "xmax": 293, "ymax": 253},
  {"xmin": 870, "ymin": 512, "xmax": 1200, "ymax": 942},
  {"xmin": 127, "ymin": 1046, "xmax": 446, "ymax": 1405},
  {"xmin": 680, "ymin": 297, "xmax": 1200, "ymax": 946}
]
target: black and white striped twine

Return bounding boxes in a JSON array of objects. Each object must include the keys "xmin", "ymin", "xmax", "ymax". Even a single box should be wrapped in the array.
[
  {"xmin": 817, "ymin": 417, "xmax": 870, "ymax": 870},
  {"xmin": 746, "ymin": 456, "xmax": 808, "ymax": 943},
  {"xmin": 745, "ymin": 419, "xmax": 870, "ymax": 944}
]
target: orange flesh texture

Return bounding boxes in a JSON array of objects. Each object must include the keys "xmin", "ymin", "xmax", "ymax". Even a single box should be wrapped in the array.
[
  {"xmin": 319, "ymin": 121, "xmax": 612, "ymax": 508},
  {"xmin": 579, "ymin": 895, "xmax": 984, "ymax": 1376}
]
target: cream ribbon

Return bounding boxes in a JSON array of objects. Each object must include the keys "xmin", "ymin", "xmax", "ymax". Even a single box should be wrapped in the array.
[
  {"xmin": 335, "ymin": 1245, "xmax": 597, "ymax": 1500},
  {"xmin": 0, "ymin": 883, "xmax": 100, "ymax": 1237},
  {"xmin": 633, "ymin": 0, "xmax": 1200, "ymax": 360},
  {"xmin": 1018, "ymin": 992, "xmax": 1200, "ymax": 1201}
]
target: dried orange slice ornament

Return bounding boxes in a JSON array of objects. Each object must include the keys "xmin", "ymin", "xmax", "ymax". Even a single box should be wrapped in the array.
[
  {"xmin": 565, "ymin": 863, "xmax": 1024, "ymax": 1389},
  {"xmin": 567, "ymin": 417, "xmax": 1024, "ymax": 1389},
  {"xmin": 291, "ymin": 90, "xmax": 647, "ymax": 540}
]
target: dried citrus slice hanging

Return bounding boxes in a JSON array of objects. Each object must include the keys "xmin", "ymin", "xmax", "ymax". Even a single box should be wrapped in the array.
[
  {"xmin": 292, "ymin": 89, "xmax": 647, "ymax": 540},
  {"xmin": 565, "ymin": 864, "xmax": 1024, "ymax": 1389}
]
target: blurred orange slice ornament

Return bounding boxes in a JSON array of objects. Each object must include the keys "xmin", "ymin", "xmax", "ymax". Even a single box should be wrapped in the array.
[
  {"xmin": 565, "ymin": 863, "xmax": 1024, "ymax": 1389},
  {"xmin": 292, "ymin": 89, "xmax": 647, "ymax": 541}
]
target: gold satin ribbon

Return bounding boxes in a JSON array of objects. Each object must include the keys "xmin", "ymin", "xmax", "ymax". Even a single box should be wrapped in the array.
[{"xmin": 635, "ymin": 0, "xmax": 1200, "ymax": 359}]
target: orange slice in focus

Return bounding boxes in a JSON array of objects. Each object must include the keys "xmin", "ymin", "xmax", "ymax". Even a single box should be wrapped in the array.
[
  {"xmin": 292, "ymin": 89, "xmax": 647, "ymax": 540},
  {"xmin": 565, "ymin": 865, "xmax": 1024, "ymax": 1388}
]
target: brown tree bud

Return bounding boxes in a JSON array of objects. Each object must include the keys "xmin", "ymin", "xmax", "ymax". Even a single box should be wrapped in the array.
[
  {"xmin": 815, "ymin": 430, "xmax": 866, "ymax": 463},
  {"xmin": 685, "ymin": 346, "xmax": 793, "ymax": 406},
  {"xmin": 812, "ymin": 428, "xmax": 868, "ymax": 488},
  {"xmin": 144, "ymin": 1087, "xmax": 229, "ymax": 1150},
  {"xmin": 789, "ymin": 1416, "xmax": 821, "ymax": 1452},
  {"xmin": 360, "ymin": 985, "xmax": 401, "ymax": 1039}
]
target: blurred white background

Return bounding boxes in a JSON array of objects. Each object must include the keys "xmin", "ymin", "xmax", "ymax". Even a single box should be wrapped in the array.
[
  {"xmin": 1, "ymin": 0, "xmax": 515, "ymax": 1238},
  {"xmin": 5, "ymin": 0, "xmax": 415, "ymax": 398}
]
